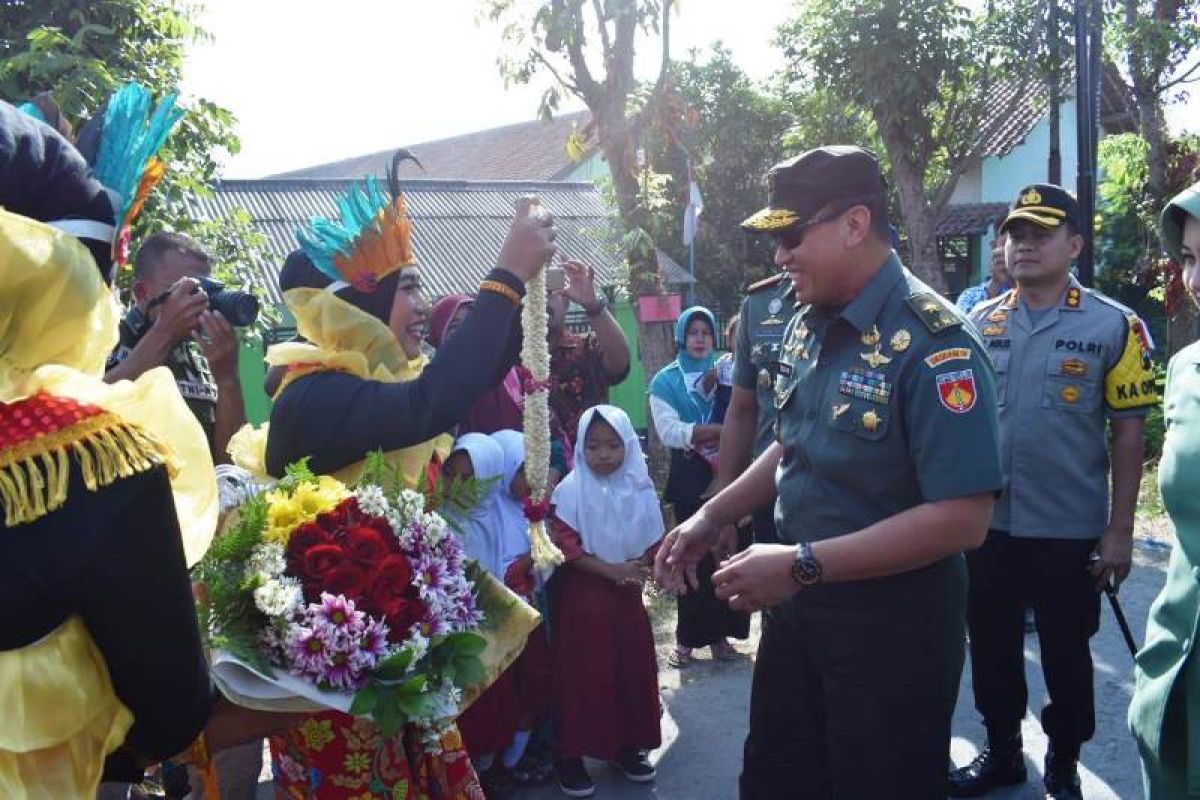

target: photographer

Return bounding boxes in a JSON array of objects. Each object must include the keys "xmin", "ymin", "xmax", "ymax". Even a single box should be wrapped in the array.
[{"xmin": 105, "ymin": 232, "xmax": 251, "ymax": 464}]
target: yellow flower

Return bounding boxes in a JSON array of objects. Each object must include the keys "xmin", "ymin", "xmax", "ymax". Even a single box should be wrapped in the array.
[
  {"xmin": 343, "ymin": 751, "xmax": 371, "ymax": 774},
  {"xmin": 298, "ymin": 718, "xmax": 335, "ymax": 752},
  {"xmin": 294, "ymin": 475, "xmax": 348, "ymax": 517},
  {"xmin": 262, "ymin": 491, "xmax": 306, "ymax": 545},
  {"xmin": 261, "ymin": 477, "xmax": 349, "ymax": 545}
]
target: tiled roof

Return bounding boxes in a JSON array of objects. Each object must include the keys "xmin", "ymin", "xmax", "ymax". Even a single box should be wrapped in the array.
[
  {"xmin": 270, "ymin": 111, "xmax": 596, "ymax": 181},
  {"xmin": 936, "ymin": 202, "xmax": 1009, "ymax": 236},
  {"xmin": 185, "ymin": 178, "xmax": 621, "ymax": 306},
  {"xmin": 976, "ymin": 63, "xmax": 1135, "ymax": 158}
]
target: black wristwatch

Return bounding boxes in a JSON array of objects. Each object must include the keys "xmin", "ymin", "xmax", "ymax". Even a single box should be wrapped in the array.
[
  {"xmin": 791, "ymin": 542, "xmax": 823, "ymax": 587},
  {"xmin": 583, "ymin": 296, "xmax": 609, "ymax": 317}
]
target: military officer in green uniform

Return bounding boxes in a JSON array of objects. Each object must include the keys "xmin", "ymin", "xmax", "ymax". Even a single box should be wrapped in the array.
[
  {"xmin": 714, "ymin": 271, "xmax": 794, "ymax": 544},
  {"xmin": 1130, "ymin": 183, "xmax": 1200, "ymax": 799},
  {"xmin": 655, "ymin": 146, "xmax": 1004, "ymax": 799},
  {"xmin": 949, "ymin": 184, "xmax": 1157, "ymax": 800}
]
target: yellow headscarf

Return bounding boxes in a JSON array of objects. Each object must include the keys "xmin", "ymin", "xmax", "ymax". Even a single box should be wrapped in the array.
[{"xmin": 229, "ymin": 286, "xmax": 452, "ymax": 487}]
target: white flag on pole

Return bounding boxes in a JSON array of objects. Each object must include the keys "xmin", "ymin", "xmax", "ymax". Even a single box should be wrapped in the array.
[{"xmin": 683, "ymin": 177, "xmax": 704, "ymax": 246}]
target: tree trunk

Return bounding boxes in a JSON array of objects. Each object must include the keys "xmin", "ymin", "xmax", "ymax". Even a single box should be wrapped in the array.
[{"xmin": 890, "ymin": 157, "xmax": 946, "ymax": 292}]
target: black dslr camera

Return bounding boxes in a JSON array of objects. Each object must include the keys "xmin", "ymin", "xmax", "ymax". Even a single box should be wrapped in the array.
[{"xmin": 195, "ymin": 277, "xmax": 260, "ymax": 328}]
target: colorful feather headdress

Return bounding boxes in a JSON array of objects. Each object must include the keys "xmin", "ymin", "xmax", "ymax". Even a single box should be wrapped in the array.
[
  {"xmin": 296, "ymin": 151, "xmax": 420, "ymax": 293},
  {"xmin": 74, "ymin": 82, "xmax": 185, "ymax": 266}
]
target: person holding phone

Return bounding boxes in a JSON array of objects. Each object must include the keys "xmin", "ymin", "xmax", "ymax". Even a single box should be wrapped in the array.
[{"xmin": 546, "ymin": 260, "xmax": 632, "ymax": 449}]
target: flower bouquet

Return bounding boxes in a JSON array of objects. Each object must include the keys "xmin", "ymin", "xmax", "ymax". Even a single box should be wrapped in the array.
[{"xmin": 197, "ymin": 456, "xmax": 534, "ymax": 737}]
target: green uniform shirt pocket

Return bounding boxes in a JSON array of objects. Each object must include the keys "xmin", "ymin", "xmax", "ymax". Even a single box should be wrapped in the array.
[{"xmin": 831, "ymin": 399, "xmax": 890, "ymax": 441}]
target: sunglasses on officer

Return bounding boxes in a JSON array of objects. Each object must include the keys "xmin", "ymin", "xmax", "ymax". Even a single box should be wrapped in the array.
[{"xmin": 770, "ymin": 195, "xmax": 878, "ymax": 251}]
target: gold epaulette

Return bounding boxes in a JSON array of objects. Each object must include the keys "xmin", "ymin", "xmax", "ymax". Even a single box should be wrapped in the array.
[
  {"xmin": 0, "ymin": 392, "xmax": 170, "ymax": 527},
  {"xmin": 746, "ymin": 273, "xmax": 788, "ymax": 293}
]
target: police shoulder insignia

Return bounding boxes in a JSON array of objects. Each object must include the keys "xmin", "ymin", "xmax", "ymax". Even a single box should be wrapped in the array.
[
  {"xmin": 906, "ymin": 292, "xmax": 962, "ymax": 335},
  {"xmin": 1064, "ymin": 287, "xmax": 1082, "ymax": 309}
]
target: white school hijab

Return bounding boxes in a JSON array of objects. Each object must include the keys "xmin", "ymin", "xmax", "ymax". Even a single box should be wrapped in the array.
[
  {"xmin": 490, "ymin": 429, "xmax": 534, "ymax": 573},
  {"xmin": 551, "ymin": 405, "xmax": 665, "ymax": 564},
  {"xmin": 450, "ymin": 433, "xmax": 508, "ymax": 578}
]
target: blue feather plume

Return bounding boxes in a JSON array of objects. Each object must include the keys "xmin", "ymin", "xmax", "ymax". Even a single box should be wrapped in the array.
[
  {"xmin": 91, "ymin": 83, "xmax": 185, "ymax": 227},
  {"xmin": 295, "ymin": 175, "xmax": 392, "ymax": 283}
]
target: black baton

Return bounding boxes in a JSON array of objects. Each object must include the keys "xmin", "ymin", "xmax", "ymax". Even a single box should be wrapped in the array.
[{"xmin": 1104, "ymin": 582, "xmax": 1138, "ymax": 659}]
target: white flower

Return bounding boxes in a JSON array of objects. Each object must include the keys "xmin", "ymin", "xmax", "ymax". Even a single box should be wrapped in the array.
[
  {"xmin": 246, "ymin": 542, "xmax": 286, "ymax": 580},
  {"xmin": 354, "ymin": 485, "xmax": 391, "ymax": 518},
  {"xmin": 405, "ymin": 630, "xmax": 430, "ymax": 663},
  {"xmin": 396, "ymin": 489, "xmax": 426, "ymax": 523},
  {"xmin": 253, "ymin": 576, "xmax": 304, "ymax": 618},
  {"xmin": 420, "ymin": 512, "xmax": 448, "ymax": 545}
]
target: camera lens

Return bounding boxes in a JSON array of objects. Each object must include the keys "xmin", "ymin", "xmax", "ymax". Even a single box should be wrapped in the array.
[{"xmin": 210, "ymin": 290, "xmax": 260, "ymax": 327}]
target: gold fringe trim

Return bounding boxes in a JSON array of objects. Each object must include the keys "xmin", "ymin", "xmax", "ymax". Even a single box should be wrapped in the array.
[{"xmin": 0, "ymin": 412, "xmax": 171, "ymax": 527}]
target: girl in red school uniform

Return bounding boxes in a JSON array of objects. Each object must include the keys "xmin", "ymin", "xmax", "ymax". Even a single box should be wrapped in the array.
[{"xmin": 549, "ymin": 405, "xmax": 664, "ymax": 798}]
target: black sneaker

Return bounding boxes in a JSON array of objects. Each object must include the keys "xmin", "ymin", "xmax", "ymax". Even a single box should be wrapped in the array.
[
  {"xmin": 948, "ymin": 739, "xmax": 1027, "ymax": 797},
  {"xmin": 1044, "ymin": 751, "xmax": 1082, "ymax": 800},
  {"xmin": 611, "ymin": 749, "xmax": 656, "ymax": 783},
  {"xmin": 555, "ymin": 758, "xmax": 595, "ymax": 798}
]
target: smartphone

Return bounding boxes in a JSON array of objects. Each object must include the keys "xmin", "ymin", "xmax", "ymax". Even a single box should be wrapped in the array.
[{"xmin": 546, "ymin": 266, "xmax": 566, "ymax": 292}]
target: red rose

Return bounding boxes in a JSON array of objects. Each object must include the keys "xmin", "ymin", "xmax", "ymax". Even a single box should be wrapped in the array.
[
  {"xmin": 317, "ymin": 497, "xmax": 360, "ymax": 533},
  {"xmin": 302, "ymin": 544, "xmax": 347, "ymax": 579},
  {"xmin": 367, "ymin": 555, "xmax": 415, "ymax": 626},
  {"xmin": 321, "ymin": 561, "xmax": 369, "ymax": 598},
  {"xmin": 345, "ymin": 526, "xmax": 396, "ymax": 565},
  {"xmin": 287, "ymin": 522, "xmax": 329, "ymax": 560}
]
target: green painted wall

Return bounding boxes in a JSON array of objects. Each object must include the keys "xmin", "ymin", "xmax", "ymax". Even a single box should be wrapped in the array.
[
  {"xmin": 238, "ymin": 339, "xmax": 271, "ymax": 424},
  {"xmin": 606, "ymin": 299, "xmax": 648, "ymax": 430}
]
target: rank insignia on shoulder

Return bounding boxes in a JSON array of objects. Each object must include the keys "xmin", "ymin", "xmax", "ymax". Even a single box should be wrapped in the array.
[
  {"xmin": 1064, "ymin": 287, "xmax": 1082, "ymax": 309},
  {"xmin": 906, "ymin": 292, "xmax": 962, "ymax": 334}
]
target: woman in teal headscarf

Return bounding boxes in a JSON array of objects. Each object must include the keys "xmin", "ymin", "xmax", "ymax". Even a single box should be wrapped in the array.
[
  {"xmin": 1130, "ymin": 183, "xmax": 1200, "ymax": 799},
  {"xmin": 649, "ymin": 306, "xmax": 750, "ymax": 667}
]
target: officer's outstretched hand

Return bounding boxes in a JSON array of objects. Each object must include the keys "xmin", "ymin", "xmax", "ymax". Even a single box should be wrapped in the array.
[
  {"xmin": 654, "ymin": 509, "xmax": 721, "ymax": 594},
  {"xmin": 712, "ymin": 544, "xmax": 801, "ymax": 613}
]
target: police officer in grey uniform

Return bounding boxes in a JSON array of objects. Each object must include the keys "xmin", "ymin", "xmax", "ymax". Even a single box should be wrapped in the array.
[
  {"xmin": 948, "ymin": 184, "xmax": 1157, "ymax": 800},
  {"xmin": 655, "ymin": 146, "xmax": 1004, "ymax": 799},
  {"xmin": 714, "ymin": 272, "xmax": 794, "ymax": 544}
]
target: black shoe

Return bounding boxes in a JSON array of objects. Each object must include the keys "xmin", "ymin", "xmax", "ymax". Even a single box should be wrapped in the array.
[
  {"xmin": 1044, "ymin": 752, "xmax": 1082, "ymax": 800},
  {"xmin": 555, "ymin": 758, "xmax": 595, "ymax": 798},
  {"xmin": 610, "ymin": 748, "xmax": 656, "ymax": 783},
  {"xmin": 948, "ymin": 738, "xmax": 1027, "ymax": 797}
]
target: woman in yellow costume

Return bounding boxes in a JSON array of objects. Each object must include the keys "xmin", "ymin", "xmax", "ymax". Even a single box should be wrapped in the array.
[
  {"xmin": 239, "ymin": 153, "xmax": 557, "ymax": 799},
  {"xmin": 0, "ymin": 89, "xmax": 274, "ymax": 797}
]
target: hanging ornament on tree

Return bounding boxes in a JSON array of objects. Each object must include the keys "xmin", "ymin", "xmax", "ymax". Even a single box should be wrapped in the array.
[{"xmin": 521, "ymin": 200, "xmax": 565, "ymax": 577}]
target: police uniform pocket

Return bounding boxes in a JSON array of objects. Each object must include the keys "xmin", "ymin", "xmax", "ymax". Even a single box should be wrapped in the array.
[
  {"xmin": 831, "ymin": 399, "xmax": 889, "ymax": 441},
  {"xmin": 991, "ymin": 350, "xmax": 1010, "ymax": 406},
  {"xmin": 1042, "ymin": 374, "xmax": 1100, "ymax": 413}
]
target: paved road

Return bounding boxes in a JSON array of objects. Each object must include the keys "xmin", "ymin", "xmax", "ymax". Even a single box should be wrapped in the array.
[{"xmin": 253, "ymin": 539, "xmax": 1170, "ymax": 799}]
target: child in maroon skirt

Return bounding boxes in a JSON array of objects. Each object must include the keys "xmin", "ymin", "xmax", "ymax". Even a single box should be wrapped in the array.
[{"xmin": 549, "ymin": 405, "xmax": 665, "ymax": 798}]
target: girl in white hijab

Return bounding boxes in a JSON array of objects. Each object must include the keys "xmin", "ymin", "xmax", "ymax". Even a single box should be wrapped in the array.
[{"xmin": 547, "ymin": 405, "xmax": 665, "ymax": 795}]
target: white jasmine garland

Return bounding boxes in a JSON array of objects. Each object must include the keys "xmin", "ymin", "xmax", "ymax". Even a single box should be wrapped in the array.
[{"xmin": 520, "ymin": 262, "xmax": 565, "ymax": 575}]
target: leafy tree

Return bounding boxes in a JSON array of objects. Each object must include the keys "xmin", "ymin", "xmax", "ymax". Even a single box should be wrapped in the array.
[
  {"xmin": 1107, "ymin": 0, "xmax": 1200, "ymax": 351},
  {"xmin": 641, "ymin": 45, "xmax": 794, "ymax": 313},
  {"xmin": 777, "ymin": 0, "xmax": 1037, "ymax": 291},
  {"xmin": 0, "ymin": 0, "xmax": 271, "ymax": 330}
]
